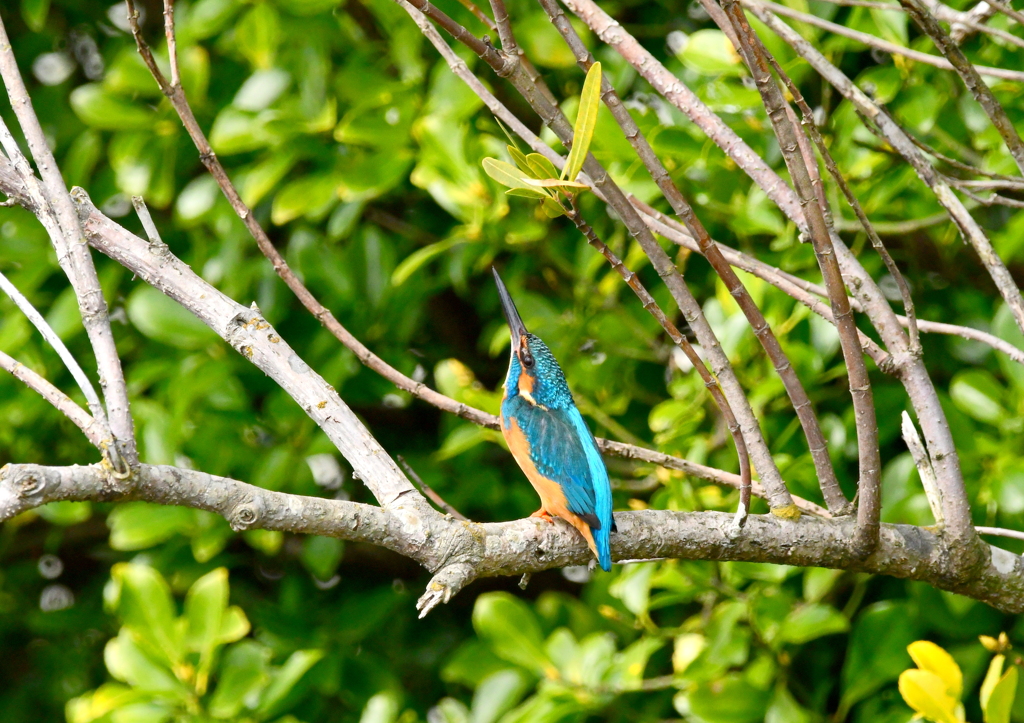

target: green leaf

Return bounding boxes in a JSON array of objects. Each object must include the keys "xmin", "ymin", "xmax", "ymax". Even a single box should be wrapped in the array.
[
  {"xmin": 526, "ymin": 154, "xmax": 559, "ymax": 181},
  {"xmin": 360, "ymin": 692, "xmax": 401, "ymax": 723},
  {"xmin": 680, "ymin": 673, "xmax": 772, "ymax": 723},
  {"xmin": 126, "ymin": 286, "xmax": 218, "ymax": 351},
  {"xmin": 983, "ymin": 655, "xmax": 1006, "ymax": 710},
  {"xmin": 541, "ymin": 197, "xmax": 568, "ymax": 217},
  {"xmin": 676, "ymin": 30, "xmax": 744, "ymax": 76},
  {"xmin": 562, "ymin": 62, "xmax": 601, "ymax": 183},
  {"xmin": 208, "ymin": 641, "xmax": 272, "ymax": 718},
  {"xmin": 522, "ymin": 178, "xmax": 589, "ymax": 190},
  {"xmin": 984, "ymin": 664, "xmax": 1017, "ymax": 723},
  {"xmin": 779, "ymin": 604, "xmax": 849, "ymax": 645},
  {"xmin": 482, "ymin": 158, "xmax": 544, "ymax": 194},
  {"xmin": 184, "ymin": 568, "xmax": 229, "ymax": 690},
  {"xmin": 271, "ymin": 173, "xmax": 340, "ymax": 225},
  {"xmin": 70, "ymin": 85, "xmax": 155, "ymax": 130},
  {"xmin": 36, "ymin": 500, "xmax": 92, "ymax": 526},
  {"xmin": 504, "ymin": 187, "xmax": 550, "ymax": 200},
  {"xmin": 472, "ymin": 592, "xmax": 551, "ymax": 676},
  {"xmin": 21, "ymin": 0, "xmax": 50, "ymax": 32},
  {"xmin": 104, "ymin": 629, "xmax": 184, "ymax": 694},
  {"xmin": 839, "ymin": 601, "xmax": 919, "ymax": 715},
  {"xmin": 950, "ymin": 370, "xmax": 1007, "ymax": 424},
  {"xmin": 299, "ymin": 536, "xmax": 344, "ymax": 580},
  {"xmin": 469, "ymin": 669, "xmax": 530, "ymax": 723},
  {"xmin": 111, "ymin": 563, "xmax": 183, "ymax": 668},
  {"xmin": 107, "ymin": 503, "xmax": 195, "ymax": 550},
  {"xmin": 236, "ymin": 3, "xmax": 282, "ymax": 69},
  {"xmin": 256, "ymin": 649, "xmax": 325, "ymax": 718},
  {"xmin": 506, "ymin": 145, "xmax": 536, "ymax": 178},
  {"xmin": 392, "ymin": 236, "xmax": 468, "ymax": 286},
  {"xmin": 65, "ymin": 683, "xmax": 153, "ymax": 723}
]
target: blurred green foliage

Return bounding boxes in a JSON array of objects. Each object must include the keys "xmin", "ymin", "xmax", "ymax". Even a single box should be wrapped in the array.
[{"xmin": 1, "ymin": 0, "xmax": 1024, "ymax": 721}]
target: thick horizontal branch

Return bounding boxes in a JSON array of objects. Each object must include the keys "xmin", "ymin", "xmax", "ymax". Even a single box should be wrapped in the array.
[{"xmin": 2, "ymin": 463, "xmax": 1021, "ymax": 615}]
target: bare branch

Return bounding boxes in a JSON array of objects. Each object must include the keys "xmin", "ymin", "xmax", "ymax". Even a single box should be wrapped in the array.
[
  {"xmin": 901, "ymin": 411, "xmax": 943, "ymax": 526},
  {"xmin": 745, "ymin": 1, "xmax": 983, "ymax": 564},
  {"xmin": 0, "ymin": 15, "xmax": 136, "ymax": 464},
  {"xmin": 3, "ymin": 463, "xmax": 1023, "ymax": 614},
  {"xmin": 764, "ymin": 54, "xmax": 920, "ymax": 355},
  {"xmin": 747, "ymin": 0, "xmax": 1024, "ymax": 82},
  {"xmin": 71, "ymin": 190, "xmax": 428, "ymax": 512},
  {"xmin": 720, "ymin": 0, "xmax": 883, "ymax": 554},
  {"xmin": 0, "ymin": 351, "xmax": 106, "ymax": 450}
]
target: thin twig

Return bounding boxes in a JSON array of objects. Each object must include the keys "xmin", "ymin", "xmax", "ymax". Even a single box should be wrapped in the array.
[
  {"xmin": 567, "ymin": 198, "xmax": 751, "ymax": 525},
  {"xmin": 541, "ymin": 0, "xmax": 848, "ymax": 515},
  {"xmin": 766, "ymin": 54, "xmax": 920, "ymax": 355},
  {"xmin": 0, "ymin": 350, "xmax": 106, "ymax": 449},
  {"xmin": 488, "ymin": 0, "xmax": 518, "ymax": 56},
  {"xmin": 976, "ymin": 526, "xmax": 1024, "ymax": 542},
  {"xmin": 397, "ymin": 455, "xmax": 468, "ymax": 520},
  {"xmin": 0, "ymin": 269, "xmax": 108, "ymax": 426},
  {"xmin": 131, "ymin": 195, "xmax": 167, "ymax": 248},
  {"xmin": 720, "ymin": 0, "xmax": 882, "ymax": 553},
  {"xmin": 747, "ymin": 0, "xmax": 1024, "ymax": 82}
]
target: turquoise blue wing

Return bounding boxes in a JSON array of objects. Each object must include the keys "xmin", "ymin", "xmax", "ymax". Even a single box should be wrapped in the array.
[{"xmin": 503, "ymin": 397, "xmax": 611, "ymax": 529}]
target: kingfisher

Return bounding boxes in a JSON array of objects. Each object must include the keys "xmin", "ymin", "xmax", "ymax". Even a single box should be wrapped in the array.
[{"xmin": 493, "ymin": 268, "xmax": 615, "ymax": 571}]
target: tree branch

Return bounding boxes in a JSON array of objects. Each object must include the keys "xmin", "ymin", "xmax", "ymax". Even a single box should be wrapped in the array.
[
  {"xmin": 0, "ymin": 15, "xmax": 136, "ymax": 465},
  {"xmin": 0, "ymin": 351, "xmax": 106, "ymax": 450},
  {"xmin": 719, "ymin": 0, "xmax": 883, "ymax": 554},
  {"xmin": 3, "ymin": 463, "xmax": 1023, "ymax": 614}
]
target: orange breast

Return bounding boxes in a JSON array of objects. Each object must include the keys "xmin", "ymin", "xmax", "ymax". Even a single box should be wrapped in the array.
[{"xmin": 502, "ymin": 415, "xmax": 597, "ymax": 556}]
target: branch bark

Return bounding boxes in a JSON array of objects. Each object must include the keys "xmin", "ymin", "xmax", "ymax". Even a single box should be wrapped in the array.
[{"xmin": 3, "ymin": 463, "xmax": 1023, "ymax": 614}]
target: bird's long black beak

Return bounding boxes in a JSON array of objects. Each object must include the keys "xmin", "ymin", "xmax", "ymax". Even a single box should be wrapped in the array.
[{"xmin": 493, "ymin": 267, "xmax": 529, "ymax": 351}]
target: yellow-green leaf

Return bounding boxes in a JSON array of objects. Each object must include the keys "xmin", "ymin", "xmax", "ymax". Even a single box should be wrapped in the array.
[
  {"xmin": 984, "ymin": 664, "xmax": 1017, "ymax": 723},
  {"xmin": 507, "ymin": 145, "xmax": 536, "ymax": 177},
  {"xmin": 505, "ymin": 187, "xmax": 551, "ymax": 200},
  {"xmin": 541, "ymin": 197, "xmax": 568, "ymax": 217},
  {"xmin": 562, "ymin": 61, "xmax": 602, "ymax": 183},
  {"xmin": 898, "ymin": 670, "xmax": 963, "ymax": 723},
  {"xmin": 908, "ymin": 641, "xmax": 963, "ymax": 699},
  {"xmin": 526, "ymin": 153, "xmax": 559, "ymax": 181},
  {"xmin": 482, "ymin": 157, "xmax": 531, "ymax": 190},
  {"xmin": 522, "ymin": 177, "xmax": 590, "ymax": 190},
  {"xmin": 982, "ymin": 655, "xmax": 1006, "ymax": 710}
]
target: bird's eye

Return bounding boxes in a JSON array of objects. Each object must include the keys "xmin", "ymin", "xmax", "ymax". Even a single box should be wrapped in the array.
[{"xmin": 521, "ymin": 350, "xmax": 535, "ymax": 368}]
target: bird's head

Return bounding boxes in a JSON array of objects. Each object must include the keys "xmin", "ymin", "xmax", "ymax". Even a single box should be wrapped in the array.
[{"xmin": 493, "ymin": 267, "xmax": 570, "ymax": 408}]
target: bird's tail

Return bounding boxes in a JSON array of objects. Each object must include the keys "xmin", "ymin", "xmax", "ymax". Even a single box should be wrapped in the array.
[{"xmin": 594, "ymin": 525, "xmax": 612, "ymax": 572}]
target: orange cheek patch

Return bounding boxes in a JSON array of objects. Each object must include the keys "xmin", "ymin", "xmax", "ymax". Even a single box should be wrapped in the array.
[{"xmin": 518, "ymin": 367, "xmax": 535, "ymax": 395}]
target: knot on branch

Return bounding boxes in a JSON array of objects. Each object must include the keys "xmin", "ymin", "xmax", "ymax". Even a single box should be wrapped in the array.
[
  {"xmin": 230, "ymin": 499, "xmax": 263, "ymax": 531},
  {"xmin": 2, "ymin": 464, "xmax": 59, "ymax": 500}
]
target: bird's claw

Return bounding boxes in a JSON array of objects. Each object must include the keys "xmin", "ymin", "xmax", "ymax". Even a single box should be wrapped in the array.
[{"xmin": 531, "ymin": 509, "xmax": 555, "ymax": 523}]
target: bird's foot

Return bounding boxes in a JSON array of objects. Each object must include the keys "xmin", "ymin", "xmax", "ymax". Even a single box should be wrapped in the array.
[{"xmin": 531, "ymin": 509, "xmax": 555, "ymax": 523}]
